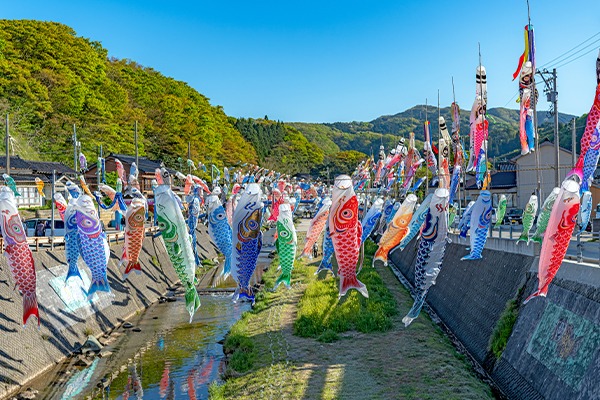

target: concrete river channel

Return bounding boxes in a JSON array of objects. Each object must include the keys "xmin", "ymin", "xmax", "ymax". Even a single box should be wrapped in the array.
[{"xmin": 21, "ymin": 295, "xmax": 250, "ymax": 399}]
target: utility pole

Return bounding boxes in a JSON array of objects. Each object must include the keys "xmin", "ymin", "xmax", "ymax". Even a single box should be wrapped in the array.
[
  {"xmin": 51, "ymin": 170, "xmax": 56, "ymax": 250},
  {"xmin": 5, "ymin": 114, "xmax": 9, "ymax": 175},
  {"xmin": 572, "ymin": 118, "xmax": 577, "ymax": 167},
  {"xmin": 73, "ymin": 124, "xmax": 78, "ymax": 179},
  {"xmin": 552, "ymin": 68, "xmax": 559, "ymax": 185},
  {"xmin": 135, "ymin": 120, "xmax": 139, "ymax": 167},
  {"xmin": 537, "ymin": 68, "xmax": 559, "ymax": 187}
]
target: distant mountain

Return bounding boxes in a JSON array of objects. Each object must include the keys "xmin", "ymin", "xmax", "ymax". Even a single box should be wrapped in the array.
[{"xmin": 289, "ymin": 105, "xmax": 579, "ymax": 161}]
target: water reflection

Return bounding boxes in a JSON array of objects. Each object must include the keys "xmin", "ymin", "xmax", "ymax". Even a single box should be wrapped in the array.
[
  {"xmin": 34, "ymin": 296, "xmax": 249, "ymax": 400},
  {"xmin": 61, "ymin": 359, "xmax": 98, "ymax": 399}
]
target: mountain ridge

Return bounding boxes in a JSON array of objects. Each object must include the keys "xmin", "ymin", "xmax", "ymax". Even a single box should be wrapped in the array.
[{"xmin": 289, "ymin": 105, "xmax": 579, "ymax": 161}]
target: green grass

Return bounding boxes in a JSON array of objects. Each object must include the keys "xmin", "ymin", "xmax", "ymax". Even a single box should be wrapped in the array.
[
  {"xmin": 201, "ymin": 258, "xmax": 215, "ymax": 268},
  {"xmin": 223, "ymin": 312, "xmax": 256, "ymax": 374},
  {"xmin": 221, "ymin": 253, "xmax": 309, "ymax": 377},
  {"xmin": 489, "ymin": 288, "xmax": 522, "ymax": 358},
  {"xmin": 317, "ymin": 329, "xmax": 340, "ymax": 343},
  {"xmin": 294, "ymin": 240, "xmax": 397, "ymax": 337},
  {"xmin": 208, "ymin": 381, "xmax": 226, "ymax": 400}
]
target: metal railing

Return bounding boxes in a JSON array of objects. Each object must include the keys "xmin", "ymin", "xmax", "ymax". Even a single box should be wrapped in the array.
[
  {"xmin": 462, "ymin": 222, "xmax": 600, "ymax": 265},
  {"xmin": 0, "ymin": 226, "xmax": 160, "ymax": 252}
]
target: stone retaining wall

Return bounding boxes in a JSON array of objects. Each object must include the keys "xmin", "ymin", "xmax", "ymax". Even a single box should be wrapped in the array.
[
  {"xmin": 389, "ymin": 233, "xmax": 600, "ymax": 400},
  {"xmin": 0, "ymin": 225, "xmax": 217, "ymax": 399}
]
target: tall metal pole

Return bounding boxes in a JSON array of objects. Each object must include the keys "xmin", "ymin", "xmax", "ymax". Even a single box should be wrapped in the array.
[
  {"xmin": 572, "ymin": 118, "xmax": 577, "ymax": 167},
  {"xmin": 553, "ymin": 68, "xmax": 559, "ymax": 186},
  {"xmin": 73, "ymin": 124, "xmax": 78, "ymax": 179},
  {"xmin": 135, "ymin": 120, "xmax": 139, "ymax": 167},
  {"xmin": 5, "ymin": 114, "xmax": 9, "ymax": 175},
  {"xmin": 188, "ymin": 142, "xmax": 192, "ymax": 174},
  {"xmin": 528, "ymin": 3, "xmax": 541, "ymax": 202},
  {"xmin": 438, "ymin": 90, "xmax": 441, "ymax": 189},
  {"xmin": 425, "ymin": 99, "xmax": 429, "ymax": 196},
  {"xmin": 479, "ymin": 43, "xmax": 488, "ymax": 179},
  {"xmin": 51, "ymin": 170, "xmax": 56, "ymax": 250}
]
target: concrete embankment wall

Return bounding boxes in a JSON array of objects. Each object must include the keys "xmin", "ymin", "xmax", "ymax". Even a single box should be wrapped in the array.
[
  {"xmin": 389, "ymin": 232, "xmax": 600, "ymax": 400},
  {"xmin": 0, "ymin": 224, "xmax": 217, "ymax": 399}
]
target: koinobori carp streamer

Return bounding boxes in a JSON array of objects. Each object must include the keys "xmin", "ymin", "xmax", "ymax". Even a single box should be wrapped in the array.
[
  {"xmin": 329, "ymin": 175, "xmax": 367, "ymax": 299},
  {"xmin": 155, "ymin": 168, "xmax": 201, "ymax": 322},
  {"xmin": 525, "ymin": 177, "xmax": 580, "ymax": 303},
  {"xmin": 403, "ymin": 188, "xmax": 449, "ymax": 326},
  {"xmin": 0, "ymin": 186, "xmax": 40, "ymax": 328}
]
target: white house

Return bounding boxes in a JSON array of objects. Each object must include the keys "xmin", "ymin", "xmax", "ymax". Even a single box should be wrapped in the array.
[{"xmin": 511, "ymin": 139, "xmax": 578, "ymax": 210}]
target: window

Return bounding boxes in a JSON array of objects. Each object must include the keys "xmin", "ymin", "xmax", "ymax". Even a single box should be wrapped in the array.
[
  {"xmin": 15, "ymin": 185, "xmax": 42, "ymax": 208},
  {"xmin": 492, "ymin": 193, "xmax": 515, "ymax": 208}
]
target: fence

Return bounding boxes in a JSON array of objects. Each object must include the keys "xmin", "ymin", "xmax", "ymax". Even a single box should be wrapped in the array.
[
  {"xmin": 0, "ymin": 226, "xmax": 160, "ymax": 252},
  {"xmin": 484, "ymin": 223, "xmax": 599, "ymax": 264}
]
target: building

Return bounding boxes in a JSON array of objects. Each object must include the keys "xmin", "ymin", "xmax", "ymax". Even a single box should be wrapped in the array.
[
  {"xmin": 511, "ymin": 139, "xmax": 578, "ymax": 210},
  {"xmin": 0, "ymin": 156, "xmax": 76, "ymax": 208},
  {"xmin": 464, "ymin": 167, "xmax": 518, "ymax": 208},
  {"xmin": 84, "ymin": 153, "xmax": 177, "ymax": 195}
]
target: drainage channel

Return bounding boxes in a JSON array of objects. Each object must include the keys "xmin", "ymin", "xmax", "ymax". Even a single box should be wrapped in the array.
[{"xmin": 13, "ymin": 294, "xmax": 251, "ymax": 400}]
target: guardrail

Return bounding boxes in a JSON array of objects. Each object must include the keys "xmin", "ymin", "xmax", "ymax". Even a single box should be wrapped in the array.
[
  {"xmin": 0, "ymin": 226, "xmax": 160, "ymax": 252},
  {"xmin": 451, "ymin": 222, "xmax": 600, "ymax": 265}
]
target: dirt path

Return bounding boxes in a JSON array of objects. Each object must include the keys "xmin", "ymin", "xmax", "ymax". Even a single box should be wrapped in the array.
[{"xmin": 219, "ymin": 226, "xmax": 492, "ymax": 399}]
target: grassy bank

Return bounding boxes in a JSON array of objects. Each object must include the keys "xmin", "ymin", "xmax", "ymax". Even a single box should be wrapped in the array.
[
  {"xmin": 295, "ymin": 241, "xmax": 397, "ymax": 340},
  {"xmin": 210, "ymin": 232, "xmax": 493, "ymax": 399}
]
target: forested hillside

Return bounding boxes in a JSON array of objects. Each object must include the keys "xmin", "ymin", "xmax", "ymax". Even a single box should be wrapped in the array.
[
  {"xmin": 0, "ymin": 20, "xmax": 261, "ymax": 168},
  {"xmin": 0, "ymin": 20, "xmax": 588, "ymax": 179},
  {"xmin": 231, "ymin": 118, "xmax": 324, "ymax": 173},
  {"xmin": 290, "ymin": 105, "xmax": 580, "ymax": 162}
]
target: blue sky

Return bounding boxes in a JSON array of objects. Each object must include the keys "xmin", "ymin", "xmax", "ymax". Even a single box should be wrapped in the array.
[{"xmin": 3, "ymin": 0, "xmax": 600, "ymax": 122}]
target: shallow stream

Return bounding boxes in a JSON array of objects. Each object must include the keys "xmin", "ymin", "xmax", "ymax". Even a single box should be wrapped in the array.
[{"xmin": 24, "ymin": 295, "xmax": 250, "ymax": 399}]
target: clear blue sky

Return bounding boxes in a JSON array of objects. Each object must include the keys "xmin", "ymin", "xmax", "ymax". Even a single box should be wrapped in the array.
[{"xmin": 4, "ymin": 0, "xmax": 600, "ymax": 122}]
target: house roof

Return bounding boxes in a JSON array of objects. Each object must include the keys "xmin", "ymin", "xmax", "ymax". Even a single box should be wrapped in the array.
[
  {"xmin": 0, "ymin": 156, "xmax": 35, "ymax": 170},
  {"xmin": 465, "ymin": 170, "xmax": 517, "ymax": 190},
  {"xmin": 26, "ymin": 160, "xmax": 76, "ymax": 175},
  {"xmin": 12, "ymin": 175, "xmax": 49, "ymax": 183}
]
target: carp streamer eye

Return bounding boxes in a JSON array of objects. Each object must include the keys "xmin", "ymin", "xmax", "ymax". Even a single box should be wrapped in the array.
[
  {"xmin": 10, "ymin": 222, "xmax": 22, "ymax": 235},
  {"xmin": 248, "ymin": 220, "xmax": 258, "ymax": 230},
  {"xmin": 341, "ymin": 209, "xmax": 352, "ymax": 219},
  {"xmin": 216, "ymin": 213, "xmax": 226, "ymax": 220},
  {"xmin": 280, "ymin": 230, "xmax": 288, "ymax": 237},
  {"xmin": 82, "ymin": 219, "xmax": 94, "ymax": 228},
  {"xmin": 159, "ymin": 221, "xmax": 167, "ymax": 231}
]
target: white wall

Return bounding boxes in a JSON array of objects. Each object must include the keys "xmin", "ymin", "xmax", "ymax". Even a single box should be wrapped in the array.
[{"xmin": 514, "ymin": 143, "xmax": 576, "ymax": 209}]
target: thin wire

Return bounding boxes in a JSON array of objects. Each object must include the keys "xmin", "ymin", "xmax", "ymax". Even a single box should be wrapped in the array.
[
  {"xmin": 503, "ymin": 80, "xmax": 544, "ymax": 108},
  {"xmin": 539, "ymin": 31, "xmax": 600, "ymax": 69},
  {"xmin": 503, "ymin": 31, "xmax": 600, "ymax": 108},
  {"xmin": 553, "ymin": 45, "xmax": 600, "ymax": 70}
]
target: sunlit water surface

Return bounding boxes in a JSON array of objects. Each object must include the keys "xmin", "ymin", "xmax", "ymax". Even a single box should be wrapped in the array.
[{"xmin": 30, "ymin": 295, "xmax": 250, "ymax": 400}]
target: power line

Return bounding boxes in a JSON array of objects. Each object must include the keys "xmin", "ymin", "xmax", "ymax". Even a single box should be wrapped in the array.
[
  {"xmin": 553, "ymin": 45, "xmax": 600, "ymax": 70},
  {"xmin": 538, "ymin": 31, "xmax": 600, "ymax": 69},
  {"xmin": 502, "ymin": 32, "xmax": 600, "ymax": 108},
  {"xmin": 502, "ymin": 80, "xmax": 543, "ymax": 108}
]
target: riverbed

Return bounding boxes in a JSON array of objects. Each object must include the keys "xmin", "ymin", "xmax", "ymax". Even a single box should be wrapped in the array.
[{"xmin": 22, "ymin": 295, "xmax": 251, "ymax": 400}]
